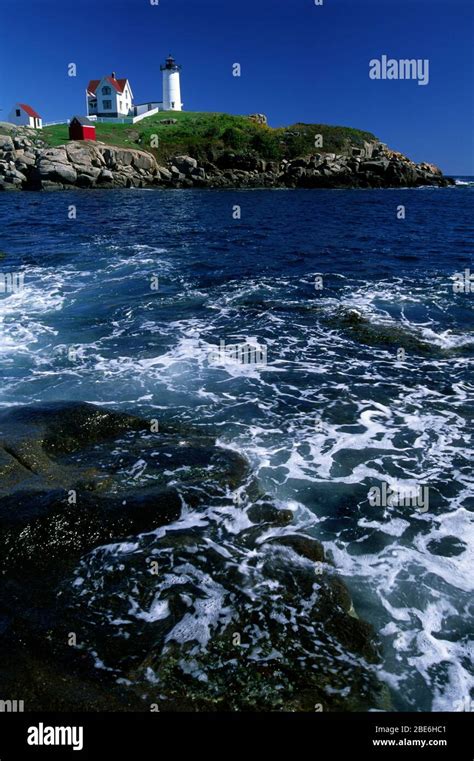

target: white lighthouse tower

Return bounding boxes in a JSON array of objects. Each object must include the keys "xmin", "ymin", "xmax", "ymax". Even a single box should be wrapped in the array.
[{"xmin": 161, "ymin": 55, "xmax": 183, "ymax": 111}]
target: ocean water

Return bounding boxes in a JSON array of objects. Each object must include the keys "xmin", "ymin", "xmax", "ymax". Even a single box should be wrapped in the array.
[{"xmin": 0, "ymin": 185, "xmax": 473, "ymax": 711}]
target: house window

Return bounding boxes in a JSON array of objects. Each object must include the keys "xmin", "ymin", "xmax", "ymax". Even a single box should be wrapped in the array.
[
  {"xmin": 16, "ymin": 109, "xmax": 21, "ymax": 117},
  {"xmin": 103, "ymin": 100, "xmax": 112, "ymax": 110},
  {"xmin": 102, "ymin": 86, "xmax": 111, "ymax": 95}
]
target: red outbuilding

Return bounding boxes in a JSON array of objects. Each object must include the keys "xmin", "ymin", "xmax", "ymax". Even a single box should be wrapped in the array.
[{"xmin": 69, "ymin": 116, "xmax": 96, "ymax": 141}]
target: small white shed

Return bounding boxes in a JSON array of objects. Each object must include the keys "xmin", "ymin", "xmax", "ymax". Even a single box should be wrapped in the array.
[{"xmin": 9, "ymin": 103, "xmax": 43, "ymax": 129}]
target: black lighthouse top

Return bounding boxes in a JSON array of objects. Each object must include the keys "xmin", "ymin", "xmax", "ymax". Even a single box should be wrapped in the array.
[{"xmin": 160, "ymin": 55, "xmax": 182, "ymax": 72}]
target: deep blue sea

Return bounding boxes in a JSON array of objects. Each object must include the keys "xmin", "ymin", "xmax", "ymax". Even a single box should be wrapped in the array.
[{"xmin": 0, "ymin": 185, "xmax": 473, "ymax": 711}]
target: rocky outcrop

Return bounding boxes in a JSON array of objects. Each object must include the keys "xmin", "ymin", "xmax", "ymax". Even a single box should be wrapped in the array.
[
  {"xmin": 175, "ymin": 142, "xmax": 453, "ymax": 188},
  {"xmin": 248, "ymin": 113, "xmax": 268, "ymax": 125},
  {"xmin": 0, "ymin": 132, "xmax": 167, "ymax": 191},
  {"xmin": 0, "ymin": 124, "xmax": 167, "ymax": 191},
  {"xmin": 0, "ymin": 124, "xmax": 454, "ymax": 191}
]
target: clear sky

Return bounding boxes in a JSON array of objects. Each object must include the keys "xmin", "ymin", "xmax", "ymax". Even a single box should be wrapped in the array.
[{"xmin": 0, "ymin": 0, "xmax": 472, "ymax": 174}]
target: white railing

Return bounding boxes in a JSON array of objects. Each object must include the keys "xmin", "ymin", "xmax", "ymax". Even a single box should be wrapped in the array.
[
  {"xmin": 87, "ymin": 107, "xmax": 162, "ymax": 125},
  {"xmin": 132, "ymin": 107, "xmax": 161, "ymax": 123},
  {"xmin": 90, "ymin": 116, "xmax": 131, "ymax": 124}
]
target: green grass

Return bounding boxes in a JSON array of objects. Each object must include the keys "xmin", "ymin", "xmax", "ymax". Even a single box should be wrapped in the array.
[{"xmin": 39, "ymin": 112, "xmax": 378, "ymax": 163}]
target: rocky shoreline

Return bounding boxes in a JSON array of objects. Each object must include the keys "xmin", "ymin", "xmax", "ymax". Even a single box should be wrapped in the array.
[{"xmin": 0, "ymin": 124, "xmax": 454, "ymax": 191}]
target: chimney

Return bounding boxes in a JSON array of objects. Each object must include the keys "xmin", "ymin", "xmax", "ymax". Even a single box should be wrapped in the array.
[{"xmin": 111, "ymin": 72, "xmax": 116, "ymax": 79}]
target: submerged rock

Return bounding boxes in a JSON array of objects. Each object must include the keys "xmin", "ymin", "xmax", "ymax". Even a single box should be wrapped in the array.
[
  {"xmin": 68, "ymin": 529, "xmax": 384, "ymax": 712},
  {"xmin": 0, "ymin": 401, "xmax": 388, "ymax": 712},
  {"xmin": 0, "ymin": 402, "xmax": 249, "ymax": 572},
  {"xmin": 326, "ymin": 308, "xmax": 468, "ymax": 357}
]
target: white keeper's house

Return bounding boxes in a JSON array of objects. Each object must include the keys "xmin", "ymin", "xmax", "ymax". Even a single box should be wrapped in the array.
[
  {"xmin": 86, "ymin": 73, "xmax": 134, "ymax": 119},
  {"xmin": 86, "ymin": 56, "xmax": 183, "ymax": 124}
]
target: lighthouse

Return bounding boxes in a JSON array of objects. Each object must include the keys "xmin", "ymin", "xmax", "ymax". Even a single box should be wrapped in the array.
[{"xmin": 161, "ymin": 55, "xmax": 183, "ymax": 111}]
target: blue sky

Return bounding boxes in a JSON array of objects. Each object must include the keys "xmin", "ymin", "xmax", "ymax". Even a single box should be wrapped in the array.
[{"xmin": 0, "ymin": 0, "xmax": 472, "ymax": 174}]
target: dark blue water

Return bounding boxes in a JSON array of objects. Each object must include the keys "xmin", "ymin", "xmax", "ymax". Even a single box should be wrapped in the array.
[{"xmin": 0, "ymin": 186, "xmax": 473, "ymax": 710}]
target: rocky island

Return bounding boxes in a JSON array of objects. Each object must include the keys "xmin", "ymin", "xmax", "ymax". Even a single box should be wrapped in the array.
[{"xmin": 0, "ymin": 112, "xmax": 454, "ymax": 191}]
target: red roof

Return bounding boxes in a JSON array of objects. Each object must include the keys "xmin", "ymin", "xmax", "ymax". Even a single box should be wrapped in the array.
[
  {"xmin": 19, "ymin": 103, "xmax": 41, "ymax": 118},
  {"xmin": 87, "ymin": 76, "xmax": 128, "ymax": 95},
  {"xmin": 86, "ymin": 80, "xmax": 100, "ymax": 95}
]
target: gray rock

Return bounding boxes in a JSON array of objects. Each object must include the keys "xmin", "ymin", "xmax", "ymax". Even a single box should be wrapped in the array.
[
  {"xmin": 38, "ymin": 160, "xmax": 77, "ymax": 184},
  {"xmin": 265, "ymin": 161, "xmax": 279, "ymax": 173},
  {"xmin": 91, "ymin": 157, "xmax": 105, "ymax": 168},
  {"xmin": 132, "ymin": 151, "xmax": 156, "ymax": 171},
  {"xmin": 101, "ymin": 148, "xmax": 117, "ymax": 167},
  {"xmin": 173, "ymin": 155, "xmax": 198, "ymax": 174},
  {"xmin": 41, "ymin": 181, "xmax": 65, "ymax": 191},
  {"xmin": 76, "ymin": 165, "xmax": 101, "ymax": 179},
  {"xmin": 7, "ymin": 168, "xmax": 27, "ymax": 183},
  {"xmin": 76, "ymin": 173, "xmax": 95, "ymax": 188},
  {"xmin": 113, "ymin": 149, "xmax": 134, "ymax": 167},
  {"xmin": 248, "ymin": 113, "xmax": 268, "ymax": 125},
  {"xmin": 98, "ymin": 169, "xmax": 114, "ymax": 181},
  {"xmin": 288, "ymin": 166, "xmax": 306, "ymax": 178},
  {"xmin": 360, "ymin": 159, "xmax": 390, "ymax": 176},
  {"xmin": 0, "ymin": 136, "xmax": 14, "ymax": 152},
  {"xmin": 40, "ymin": 147, "xmax": 69, "ymax": 164},
  {"xmin": 111, "ymin": 173, "xmax": 129, "ymax": 187},
  {"xmin": 289, "ymin": 159, "xmax": 308, "ymax": 169},
  {"xmin": 16, "ymin": 152, "xmax": 36, "ymax": 167},
  {"xmin": 0, "ymin": 179, "xmax": 21, "ymax": 191},
  {"xmin": 157, "ymin": 167, "xmax": 172, "ymax": 181},
  {"xmin": 362, "ymin": 141, "xmax": 376, "ymax": 159},
  {"xmin": 65, "ymin": 143, "xmax": 94, "ymax": 164},
  {"xmin": 191, "ymin": 167, "xmax": 206, "ymax": 180},
  {"xmin": 170, "ymin": 165, "xmax": 184, "ymax": 178}
]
